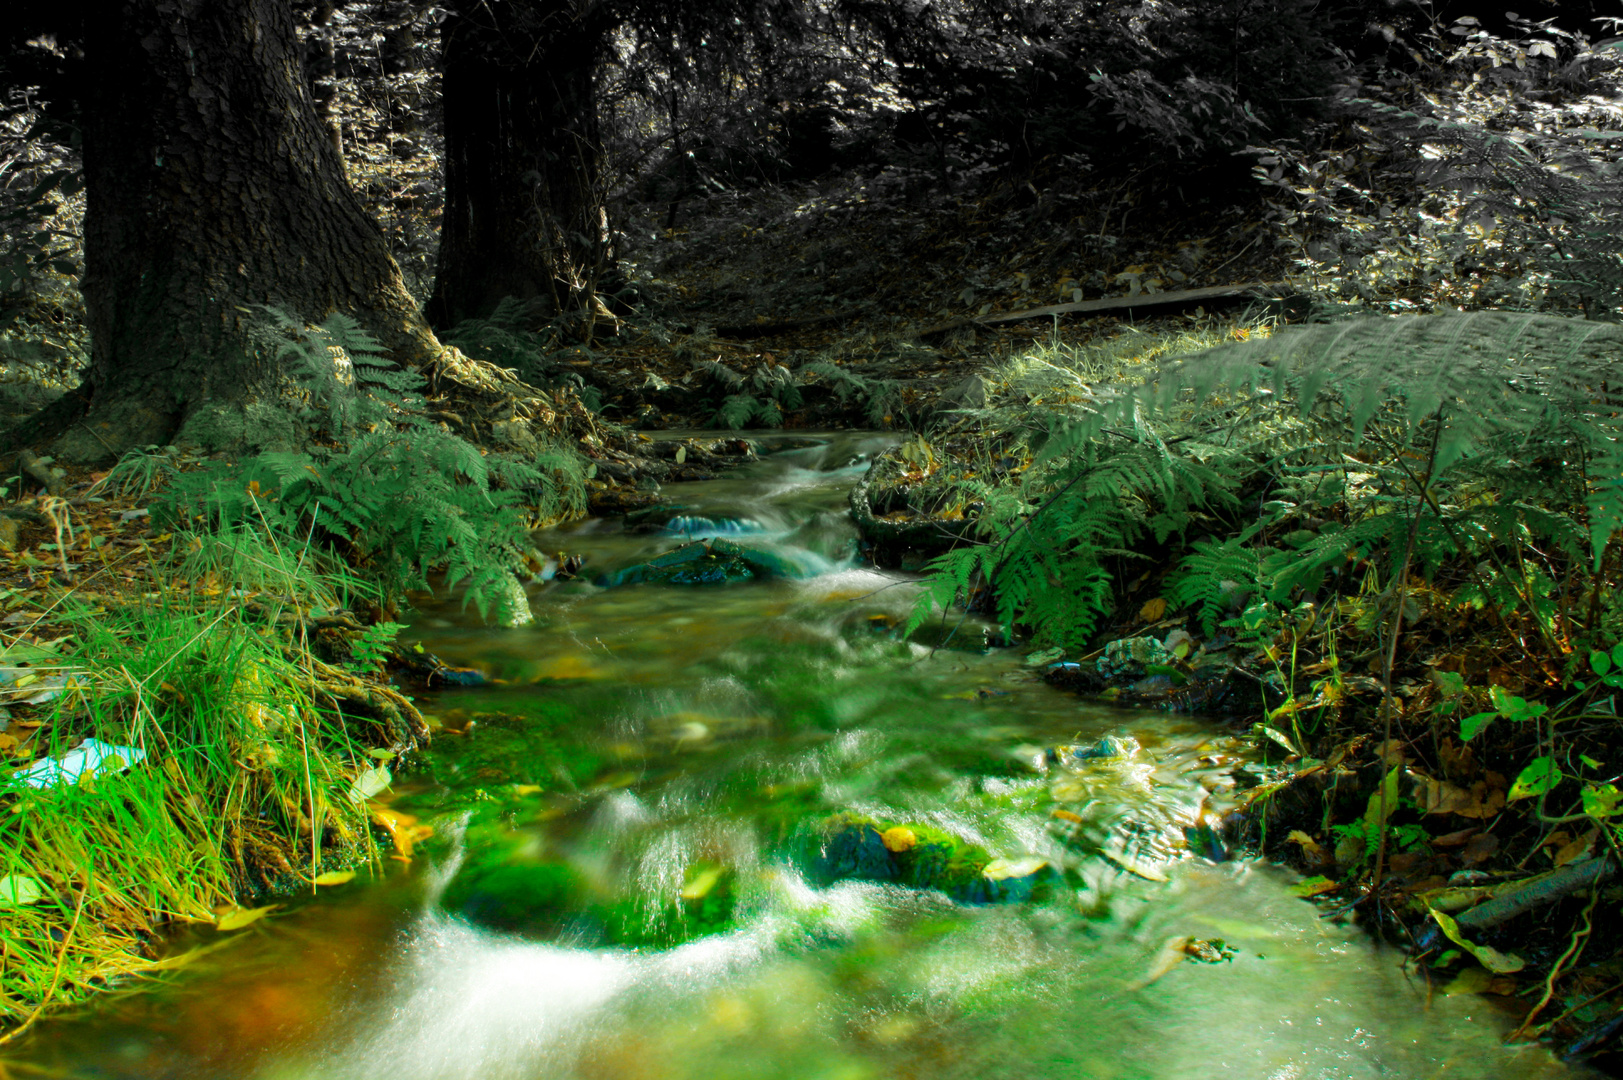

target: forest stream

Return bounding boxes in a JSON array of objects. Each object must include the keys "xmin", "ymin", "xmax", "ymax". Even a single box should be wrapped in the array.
[{"xmin": 4, "ymin": 433, "xmax": 1590, "ymax": 1080}]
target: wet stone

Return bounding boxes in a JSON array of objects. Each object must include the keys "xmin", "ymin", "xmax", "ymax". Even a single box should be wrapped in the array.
[{"xmin": 598, "ymin": 538, "xmax": 806, "ymax": 587}]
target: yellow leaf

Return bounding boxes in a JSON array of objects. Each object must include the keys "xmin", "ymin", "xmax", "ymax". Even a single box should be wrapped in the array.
[
  {"xmin": 881, "ymin": 826, "xmax": 917, "ymax": 853},
  {"xmin": 215, "ymin": 904, "xmax": 277, "ymax": 931},
  {"xmin": 312, "ymin": 870, "xmax": 355, "ymax": 886},
  {"xmin": 1138, "ymin": 598, "xmax": 1167, "ymax": 622},
  {"xmin": 1286, "ymin": 830, "xmax": 1324, "ymax": 858},
  {"xmin": 982, "ymin": 857, "xmax": 1048, "ymax": 881},
  {"xmin": 681, "ymin": 866, "xmax": 725, "ymax": 900}
]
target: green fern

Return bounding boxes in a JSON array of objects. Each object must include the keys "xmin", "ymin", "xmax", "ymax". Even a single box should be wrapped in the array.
[
  {"xmin": 1164, "ymin": 531, "xmax": 1267, "ymax": 637},
  {"xmin": 160, "ymin": 310, "xmax": 586, "ymax": 624},
  {"xmin": 910, "ymin": 311, "xmax": 1623, "ymax": 649}
]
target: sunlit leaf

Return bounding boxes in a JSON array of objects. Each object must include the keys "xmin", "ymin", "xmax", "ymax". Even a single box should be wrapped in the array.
[
  {"xmin": 1429, "ymin": 909, "xmax": 1523, "ymax": 973},
  {"xmin": 312, "ymin": 870, "xmax": 356, "ymax": 886},
  {"xmin": 1507, "ymin": 756, "xmax": 1559, "ymax": 802},
  {"xmin": 1289, "ymin": 875, "xmax": 1338, "ymax": 898},
  {"xmin": 0, "ymin": 874, "xmax": 47, "ymax": 906},
  {"xmin": 1364, "ymin": 767, "xmax": 1401, "ymax": 826},
  {"xmin": 1582, "ymin": 783, "xmax": 1622, "ymax": 818},
  {"xmin": 347, "ymin": 764, "xmax": 391, "ymax": 804},
  {"xmin": 881, "ymin": 826, "xmax": 917, "ymax": 853},
  {"xmin": 982, "ymin": 857, "xmax": 1048, "ymax": 881}
]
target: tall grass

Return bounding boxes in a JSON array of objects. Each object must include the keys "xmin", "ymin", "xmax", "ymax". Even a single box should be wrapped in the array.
[{"xmin": 0, "ymin": 522, "xmax": 390, "ymax": 1032}]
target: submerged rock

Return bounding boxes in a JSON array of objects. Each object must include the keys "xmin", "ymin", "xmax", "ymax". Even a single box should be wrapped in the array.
[
  {"xmin": 598, "ymin": 538, "xmax": 806, "ymax": 587},
  {"xmin": 441, "ymin": 860, "xmax": 588, "ymax": 935},
  {"xmin": 1048, "ymin": 735, "xmax": 1140, "ymax": 767},
  {"xmin": 807, "ymin": 812, "xmax": 1058, "ymax": 905}
]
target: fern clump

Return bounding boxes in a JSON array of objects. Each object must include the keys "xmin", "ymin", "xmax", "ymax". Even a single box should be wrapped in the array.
[
  {"xmin": 908, "ymin": 311, "xmax": 1623, "ymax": 657},
  {"xmin": 156, "ymin": 308, "xmax": 587, "ymax": 624}
]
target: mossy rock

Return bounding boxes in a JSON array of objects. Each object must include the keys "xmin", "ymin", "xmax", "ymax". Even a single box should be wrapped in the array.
[
  {"xmin": 805, "ymin": 812, "xmax": 1053, "ymax": 904},
  {"xmin": 441, "ymin": 859, "xmax": 588, "ymax": 935},
  {"xmin": 598, "ymin": 538, "xmax": 806, "ymax": 587}
]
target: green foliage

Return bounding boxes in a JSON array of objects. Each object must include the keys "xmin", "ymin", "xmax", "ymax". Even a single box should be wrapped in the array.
[
  {"xmin": 802, "ymin": 360, "xmax": 904, "ymax": 427},
  {"xmin": 1164, "ymin": 531, "xmax": 1264, "ymax": 637},
  {"xmin": 912, "ymin": 311, "xmax": 1623, "ymax": 650},
  {"xmin": 158, "ymin": 309, "xmax": 586, "ymax": 623},
  {"xmin": 0, "ymin": 169, "xmax": 82, "ymax": 318},
  {"xmin": 0, "ymin": 591, "xmax": 383, "ymax": 1021},
  {"xmin": 1255, "ymin": 15, "xmax": 1623, "ymax": 314},
  {"xmin": 93, "ymin": 445, "xmax": 182, "ymax": 499},
  {"xmin": 697, "ymin": 359, "xmax": 801, "ymax": 428},
  {"xmin": 346, "ymin": 621, "xmax": 407, "ymax": 674}
]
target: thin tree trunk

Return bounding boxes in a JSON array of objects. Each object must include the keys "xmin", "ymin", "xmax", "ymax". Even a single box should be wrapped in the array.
[
  {"xmin": 427, "ymin": 0, "xmax": 609, "ymax": 330},
  {"xmin": 42, "ymin": 0, "xmax": 437, "ymax": 463}
]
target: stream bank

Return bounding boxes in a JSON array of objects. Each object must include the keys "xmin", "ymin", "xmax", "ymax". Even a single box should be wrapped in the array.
[{"xmin": 0, "ymin": 430, "xmax": 1592, "ymax": 1079}]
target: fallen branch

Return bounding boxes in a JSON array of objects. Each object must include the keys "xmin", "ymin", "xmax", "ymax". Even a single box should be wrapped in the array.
[
  {"xmin": 913, "ymin": 282, "xmax": 1293, "ymax": 338},
  {"xmin": 1416, "ymin": 856, "xmax": 1616, "ymax": 952}
]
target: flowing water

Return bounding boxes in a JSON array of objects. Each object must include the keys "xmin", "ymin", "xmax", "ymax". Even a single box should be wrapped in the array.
[{"xmin": 6, "ymin": 433, "xmax": 1590, "ymax": 1079}]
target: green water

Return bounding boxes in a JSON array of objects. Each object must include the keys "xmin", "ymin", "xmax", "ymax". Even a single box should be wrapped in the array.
[{"xmin": 5, "ymin": 434, "xmax": 1588, "ymax": 1079}]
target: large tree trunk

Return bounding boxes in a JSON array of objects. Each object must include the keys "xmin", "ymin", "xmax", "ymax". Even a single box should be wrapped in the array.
[
  {"xmin": 426, "ymin": 0, "xmax": 609, "ymax": 330},
  {"xmin": 46, "ymin": 0, "xmax": 438, "ymax": 463}
]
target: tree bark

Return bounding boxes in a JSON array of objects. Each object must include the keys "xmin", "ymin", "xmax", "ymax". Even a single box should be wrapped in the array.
[
  {"xmin": 45, "ymin": 0, "xmax": 437, "ymax": 463},
  {"xmin": 426, "ymin": 0, "xmax": 610, "ymax": 330}
]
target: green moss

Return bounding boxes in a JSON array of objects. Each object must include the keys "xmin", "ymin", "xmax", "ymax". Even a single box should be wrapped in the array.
[{"xmin": 441, "ymin": 860, "xmax": 588, "ymax": 935}]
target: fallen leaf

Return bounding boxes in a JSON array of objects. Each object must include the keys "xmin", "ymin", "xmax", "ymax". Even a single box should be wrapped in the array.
[
  {"xmin": 1130, "ymin": 935, "xmax": 1192, "ymax": 989},
  {"xmin": 1286, "ymin": 830, "xmax": 1324, "ymax": 858},
  {"xmin": 216, "ymin": 905, "xmax": 277, "ymax": 931},
  {"xmin": 1552, "ymin": 828, "xmax": 1597, "ymax": 867},
  {"xmin": 1442, "ymin": 966, "xmax": 1494, "ymax": 996},
  {"xmin": 1431, "ymin": 827, "xmax": 1479, "ymax": 848},
  {"xmin": 347, "ymin": 764, "xmax": 391, "ymax": 804},
  {"xmin": 1429, "ymin": 909, "xmax": 1524, "ymax": 973},
  {"xmin": 312, "ymin": 870, "xmax": 356, "ymax": 886},
  {"xmin": 370, "ymin": 806, "xmax": 432, "ymax": 859},
  {"xmin": 1103, "ymin": 849, "xmax": 1168, "ymax": 881},
  {"xmin": 982, "ymin": 857, "xmax": 1048, "ymax": 881},
  {"xmin": 0, "ymin": 874, "xmax": 47, "ymax": 906},
  {"xmin": 1138, "ymin": 598, "xmax": 1167, "ymax": 622},
  {"xmin": 1289, "ymin": 875, "xmax": 1340, "ymax": 898},
  {"xmin": 1461, "ymin": 833, "xmax": 1500, "ymax": 865},
  {"xmin": 881, "ymin": 826, "xmax": 917, "ymax": 852}
]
